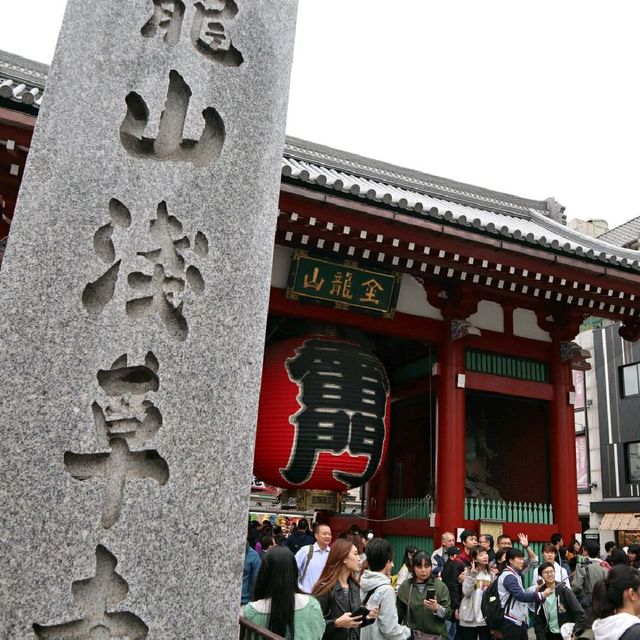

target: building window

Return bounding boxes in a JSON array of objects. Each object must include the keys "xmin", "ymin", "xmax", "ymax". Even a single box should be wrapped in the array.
[
  {"xmin": 626, "ymin": 442, "xmax": 640, "ymax": 484},
  {"xmin": 621, "ymin": 363, "xmax": 640, "ymax": 397}
]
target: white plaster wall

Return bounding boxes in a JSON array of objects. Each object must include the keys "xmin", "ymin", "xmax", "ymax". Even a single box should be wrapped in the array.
[
  {"xmin": 513, "ymin": 308, "xmax": 552, "ymax": 342},
  {"xmin": 271, "ymin": 244, "xmax": 294, "ymax": 289},
  {"xmin": 395, "ymin": 275, "xmax": 443, "ymax": 319},
  {"xmin": 469, "ymin": 300, "xmax": 504, "ymax": 332}
]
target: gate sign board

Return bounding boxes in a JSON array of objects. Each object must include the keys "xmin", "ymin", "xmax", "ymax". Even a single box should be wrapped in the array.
[
  {"xmin": 286, "ymin": 251, "xmax": 400, "ymax": 317},
  {"xmin": 0, "ymin": 0, "xmax": 298, "ymax": 637}
]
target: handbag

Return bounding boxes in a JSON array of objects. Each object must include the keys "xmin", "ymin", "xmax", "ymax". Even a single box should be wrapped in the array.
[{"xmin": 405, "ymin": 583, "xmax": 441, "ymax": 640}]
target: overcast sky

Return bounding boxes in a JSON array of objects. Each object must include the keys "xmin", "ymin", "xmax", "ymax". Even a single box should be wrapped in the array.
[{"xmin": 2, "ymin": 1, "xmax": 639, "ymax": 230}]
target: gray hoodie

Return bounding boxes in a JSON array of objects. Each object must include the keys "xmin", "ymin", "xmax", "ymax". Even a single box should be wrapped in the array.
[
  {"xmin": 592, "ymin": 613, "xmax": 640, "ymax": 640},
  {"xmin": 359, "ymin": 570, "xmax": 412, "ymax": 640}
]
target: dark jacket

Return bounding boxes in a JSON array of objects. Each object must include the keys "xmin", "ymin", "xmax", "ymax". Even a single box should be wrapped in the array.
[
  {"xmin": 286, "ymin": 530, "xmax": 315, "ymax": 555},
  {"xmin": 441, "ymin": 555, "xmax": 470, "ymax": 613},
  {"xmin": 316, "ymin": 578, "xmax": 373, "ymax": 640},
  {"xmin": 534, "ymin": 583, "xmax": 587, "ymax": 640},
  {"xmin": 397, "ymin": 576, "xmax": 451, "ymax": 640}
]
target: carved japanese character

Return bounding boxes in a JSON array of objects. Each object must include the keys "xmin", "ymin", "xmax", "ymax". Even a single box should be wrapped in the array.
[
  {"xmin": 329, "ymin": 271, "xmax": 353, "ymax": 300},
  {"xmin": 82, "ymin": 200, "xmax": 208, "ymax": 342},
  {"xmin": 141, "ymin": 0, "xmax": 185, "ymax": 46},
  {"xmin": 33, "ymin": 545, "xmax": 148, "ymax": 639},
  {"xmin": 140, "ymin": 0, "xmax": 243, "ymax": 66},
  {"xmin": 190, "ymin": 0, "xmax": 243, "ymax": 67},
  {"xmin": 359, "ymin": 278, "xmax": 384, "ymax": 304},
  {"xmin": 120, "ymin": 70, "xmax": 225, "ymax": 166},
  {"xmin": 93, "ymin": 352, "xmax": 162, "ymax": 449},
  {"xmin": 63, "ymin": 353, "xmax": 168, "ymax": 529}
]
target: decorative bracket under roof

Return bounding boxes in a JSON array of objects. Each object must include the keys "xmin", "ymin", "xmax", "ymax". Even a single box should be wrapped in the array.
[
  {"xmin": 416, "ymin": 280, "xmax": 480, "ymax": 321},
  {"xmin": 451, "ymin": 319, "xmax": 482, "ymax": 342},
  {"xmin": 536, "ymin": 307, "xmax": 584, "ymax": 342},
  {"xmin": 619, "ymin": 321, "xmax": 640, "ymax": 343},
  {"xmin": 560, "ymin": 341, "xmax": 592, "ymax": 371}
]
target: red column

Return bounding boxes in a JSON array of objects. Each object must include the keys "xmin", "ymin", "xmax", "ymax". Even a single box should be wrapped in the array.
[
  {"xmin": 550, "ymin": 341, "xmax": 581, "ymax": 542},
  {"xmin": 435, "ymin": 320, "xmax": 466, "ymax": 538},
  {"xmin": 366, "ymin": 454, "xmax": 389, "ymax": 529}
]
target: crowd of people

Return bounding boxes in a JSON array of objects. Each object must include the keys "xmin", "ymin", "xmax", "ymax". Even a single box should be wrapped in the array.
[{"xmin": 240, "ymin": 518, "xmax": 640, "ymax": 640}]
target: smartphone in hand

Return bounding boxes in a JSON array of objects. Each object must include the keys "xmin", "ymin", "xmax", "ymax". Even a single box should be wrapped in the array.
[
  {"xmin": 426, "ymin": 588, "xmax": 436, "ymax": 601},
  {"xmin": 350, "ymin": 606, "xmax": 370, "ymax": 618}
]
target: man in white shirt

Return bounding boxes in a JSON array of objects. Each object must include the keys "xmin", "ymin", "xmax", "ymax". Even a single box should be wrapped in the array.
[{"xmin": 295, "ymin": 523, "xmax": 332, "ymax": 593}]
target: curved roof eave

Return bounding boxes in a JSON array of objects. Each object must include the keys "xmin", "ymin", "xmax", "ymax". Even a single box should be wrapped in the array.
[{"xmin": 282, "ymin": 141, "xmax": 640, "ymax": 274}]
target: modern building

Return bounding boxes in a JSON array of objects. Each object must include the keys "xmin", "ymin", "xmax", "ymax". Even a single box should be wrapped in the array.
[
  {"xmin": 568, "ymin": 217, "xmax": 609, "ymax": 239},
  {"xmin": 573, "ymin": 217, "xmax": 640, "ymax": 543},
  {"xmin": 5, "ymin": 48, "xmax": 640, "ymax": 558}
]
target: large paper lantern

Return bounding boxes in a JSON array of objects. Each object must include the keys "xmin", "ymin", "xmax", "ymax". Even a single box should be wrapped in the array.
[{"xmin": 254, "ymin": 336, "xmax": 390, "ymax": 491}]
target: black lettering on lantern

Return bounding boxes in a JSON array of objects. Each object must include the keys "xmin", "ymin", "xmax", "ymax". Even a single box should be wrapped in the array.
[{"xmin": 281, "ymin": 339, "xmax": 389, "ymax": 488}]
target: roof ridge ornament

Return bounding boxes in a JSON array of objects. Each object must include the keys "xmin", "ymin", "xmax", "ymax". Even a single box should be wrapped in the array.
[{"xmin": 544, "ymin": 197, "xmax": 566, "ymax": 225}]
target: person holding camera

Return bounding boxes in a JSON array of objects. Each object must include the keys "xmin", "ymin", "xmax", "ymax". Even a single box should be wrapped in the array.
[
  {"xmin": 397, "ymin": 550, "xmax": 451, "ymax": 640},
  {"xmin": 533, "ymin": 561, "xmax": 587, "ymax": 640},
  {"xmin": 313, "ymin": 538, "xmax": 377, "ymax": 640}
]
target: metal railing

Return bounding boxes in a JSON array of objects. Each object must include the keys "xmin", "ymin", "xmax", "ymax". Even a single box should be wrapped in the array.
[
  {"xmin": 239, "ymin": 617, "xmax": 285, "ymax": 640},
  {"xmin": 384, "ymin": 497, "xmax": 554, "ymax": 524},
  {"xmin": 464, "ymin": 497, "xmax": 554, "ymax": 524}
]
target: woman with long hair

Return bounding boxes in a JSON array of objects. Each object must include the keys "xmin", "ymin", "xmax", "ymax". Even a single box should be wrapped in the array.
[
  {"xmin": 397, "ymin": 550, "xmax": 451, "ymax": 640},
  {"xmin": 458, "ymin": 545, "xmax": 494, "ymax": 640},
  {"xmin": 243, "ymin": 546, "xmax": 324, "ymax": 639},
  {"xmin": 312, "ymin": 538, "xmax": 375, "ymax": 640},
  {"xmin": 591, "ymin": 565, "xmax": 640, "ymax": 640},
  {"xmin": 395, "ymin": 545, "xmax": 417, "ymax": 591},
  {"xmin": 533, "ymin": 561, "xmax": 587, "ymax": 640}
]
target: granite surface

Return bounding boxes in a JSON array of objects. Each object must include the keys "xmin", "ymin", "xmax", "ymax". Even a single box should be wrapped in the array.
[{"xmin": 0, "ymin": 0, "xmax": 298, "ymax": 637}]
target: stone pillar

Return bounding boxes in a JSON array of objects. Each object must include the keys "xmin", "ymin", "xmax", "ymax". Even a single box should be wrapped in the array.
[
  {"xmin": 550, "ymin": 342, "xmax": 582, "ymax": 542},
  {"xmin": 435, "ymin": 317, "xmax": 466, "ymax": 538},
  {"xmin": 0, "ymin": 1, "xmax": 297, "ymax": 637}
]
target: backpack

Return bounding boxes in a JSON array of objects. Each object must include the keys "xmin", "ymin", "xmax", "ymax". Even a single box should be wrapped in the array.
[
  {"xmin": 481, "ymin": 576, "xmax": 511, "ymax": 631},
  {"xmin": 571, "ymin": 559, "xmax": 607, "ymax": 609},
  {"xmin": 432, "ymin": 552, "xmax": 445, "ymax": 576}
]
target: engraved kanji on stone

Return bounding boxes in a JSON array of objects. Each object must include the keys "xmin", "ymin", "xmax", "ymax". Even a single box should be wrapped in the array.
[
  {"xmin": 191, "ymin": 0, "xmax": 243, "ymax": 66},
  {"xmin": 64, "ymin": 353, "xmax": 169, "ymax": 529},
  {"xmin": 126, "ymin": 201, "xmax": 207, "ymax": 341},
  {"xmin": 141, "ymin": 0, "xmax": 185, "ymax": 47},
  {"xmin": 33, "ymin": 545, "xmax": 148, "ymax": 639},
  {"xmin": 120, "ymin": 69, "xmax": 225, "ymax": 166},
  {"xmin": 82, "ymin": 200, "xmax": 209, "ymax": 341},
  {"xmin": 141, "ymin": 0, "xmax": 243, "ymax": 67},
  {"xmin": 93, "ymin": 352, "xmax": 162, "ymax": 449}
]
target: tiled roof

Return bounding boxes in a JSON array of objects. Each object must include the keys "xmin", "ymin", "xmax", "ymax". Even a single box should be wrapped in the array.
[
  {"xmin": 1, "ymin": 49, "xmax": 638, "ymax": 273},
  {"xmin": 0, "ymin": 50, "xmax": 47, "ymax": 108},
  {"xmin": 599, "ymin": 216, "xmax": 640, "ymax": 249},
  {"xmin": 283, "ymin": 137, "xmax": 640, "ymax": 272}
]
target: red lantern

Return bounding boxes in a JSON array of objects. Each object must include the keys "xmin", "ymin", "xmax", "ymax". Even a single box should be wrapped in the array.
[{"xmin": 254, "ymin": 335, "xmax": 390, "ymax": 491}]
